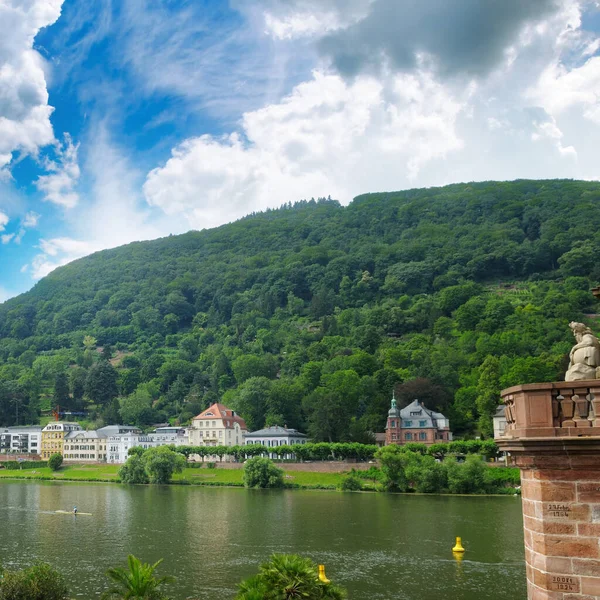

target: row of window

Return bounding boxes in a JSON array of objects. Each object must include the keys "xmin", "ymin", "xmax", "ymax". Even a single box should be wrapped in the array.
[
  {"xmin": 245, "ymin": 439, "xmax": 307, "ymax": 447},
  {"xmin": 196, "ymin": 421, "xmax": 217, "ymax": 428},
  {"xmin": 65, "ymin": 454, "xmax": 106, "ymax": 459},
  {"xmin": 391, "ymin": 432, "xmax": 428, "ymax": 441},
  {"xmin": 389, "ymin": 420, "xmax": 429, "ymax": 428},
  {"xmin": 65, "ymin": 445, "xmax": 106, "ymax": 450}
]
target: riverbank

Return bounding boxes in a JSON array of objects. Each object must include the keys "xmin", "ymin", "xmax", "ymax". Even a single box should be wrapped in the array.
[{"xmin": 0, "ymin": 463, "xmax": 346, "ymax": 489}]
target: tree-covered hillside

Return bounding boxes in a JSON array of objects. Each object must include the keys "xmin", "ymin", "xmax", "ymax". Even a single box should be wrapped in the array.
[{"xmin": 1, "ymin": 179, "xmax": 600, "ymax": 439}]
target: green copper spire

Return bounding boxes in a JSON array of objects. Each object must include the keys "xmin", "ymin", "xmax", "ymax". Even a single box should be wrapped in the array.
[{"xmin": 391, "ymin": 391, "xmax": 396, "ymax": 410}]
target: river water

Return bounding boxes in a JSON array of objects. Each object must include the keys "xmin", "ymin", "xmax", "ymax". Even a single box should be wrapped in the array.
[{"xmin": 0, "ymin": 481, "xmax": 526, "ymax": 599}]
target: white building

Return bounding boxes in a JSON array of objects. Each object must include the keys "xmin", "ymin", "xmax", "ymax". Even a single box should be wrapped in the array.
[
  {"xmin": 493, "ymin": 405, "xmax": 507, "ymax": 439},
  {"xmin": 63, "ymin": 430, "xmax": 107, "ymax": 462},
  {"xmin": 104, "ymin": 426, "xmax": 188, "ymax": 464},
  {"xmin": 244, "ymin": 425, "xmax": 309, "ymax": 459},
  {"xmin": 189, "ymin": 403, "xmax": 247, "ymax": 448},
  {"xmin": 0, "ymin": 426, "xmax": 42, "ymax": 455}
]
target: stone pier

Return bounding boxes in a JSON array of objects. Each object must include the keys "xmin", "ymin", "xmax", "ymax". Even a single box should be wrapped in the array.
[{"xmin": 497, "ymin": 381, "xmax": 600, "ymax": 600}]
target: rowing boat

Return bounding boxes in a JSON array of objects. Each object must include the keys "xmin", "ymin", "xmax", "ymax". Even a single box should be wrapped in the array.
[{"xmin": 55, "ymin": 510, "xmax": 92, "ymax": 516}]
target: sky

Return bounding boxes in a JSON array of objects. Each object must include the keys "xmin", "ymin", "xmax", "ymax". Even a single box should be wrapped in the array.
[{"xmin": 1, "ymin": 0, "xmax": 600, "ymax": 301}]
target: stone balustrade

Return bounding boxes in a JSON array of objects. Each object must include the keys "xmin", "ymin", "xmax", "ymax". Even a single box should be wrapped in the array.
[
  {"xmin": 502, "ymin": 380, "xmax": 600, "ymax": 440},
  {"xmin": 497, "ymin": 380, "xmax": 600, "ymax": 600}
]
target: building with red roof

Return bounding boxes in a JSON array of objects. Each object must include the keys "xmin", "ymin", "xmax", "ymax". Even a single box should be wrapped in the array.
[{"xmin": 188, "ymin": 403, "xmax": 247, "ymax": 447}]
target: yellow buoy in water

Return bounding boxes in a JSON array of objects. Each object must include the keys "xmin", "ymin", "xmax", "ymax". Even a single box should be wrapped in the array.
[
  {"xmin": 452, "ymin": 536, "xmax": 465, "ymax": 553},
  {"xmin": 318, "ymin": 565, "xmax": 330, "ymax": 584}
]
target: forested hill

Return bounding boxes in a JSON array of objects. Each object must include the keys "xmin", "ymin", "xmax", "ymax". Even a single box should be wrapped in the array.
[{"xmin": 2, "ymin": 179, "xmax": 600, "ymax": 440}]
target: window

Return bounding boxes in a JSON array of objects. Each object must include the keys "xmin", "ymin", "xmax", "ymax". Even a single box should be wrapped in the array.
[
  {"xmin": 419, "ymin": 420, "xmax": 426, "ymax": 427},
  {"xmin": 390, "ymin": 420, "xmax": 396, "ymax": 428},
  {"xmin": 403, "ymin": 420, "xmax": 412, "ymax": 427},
  {"xmin": 419, "ymin": 432, "xmax": 426, "ymax": 440},
  {"xmin": 392, "ymin": 434, "xmax": 397, "ymax": 441},
  {"xmin": 405, "ymin": 432, "xmax": 412, "ymax": 440}
]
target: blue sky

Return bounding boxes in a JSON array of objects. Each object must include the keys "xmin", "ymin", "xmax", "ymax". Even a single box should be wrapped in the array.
[{"xmin": 1, "ymin": 0, "xmax": 600, "ymax": 301}]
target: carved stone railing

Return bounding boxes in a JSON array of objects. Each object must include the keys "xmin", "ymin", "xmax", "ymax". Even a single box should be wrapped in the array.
[{"xmin": 501, "ymin": 380, "xmax": 600, "ymax": 439}]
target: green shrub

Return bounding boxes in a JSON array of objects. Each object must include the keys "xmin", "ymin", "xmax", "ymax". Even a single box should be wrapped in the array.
[
  {"xmin": 0, "ymin": 563, "xmax": 69, "ymax": 600},
  {"xmin": 47, "ymin": 454, "xmax": 63, "ymax": 471},
  {"xmin": 206, "ymin": 462, "xmax": 216, "ymax": 469},
  {"xmin": 118, "ymin": 455, "xmax": 149, "ymax": 484},
  {"xmin": 243, "ymin": 457, "xmax": 284, "ymax": 489},
  {"xmin": 0, "ymin": 461, "xmax": 47, "ymax": 470},
  {"xmin": 235, "ymin": 554, "xmax": 346, "ymax": 599},
  {"xmin": 340, "ymin": 472, "xmax": 362, "ymax": 491}
]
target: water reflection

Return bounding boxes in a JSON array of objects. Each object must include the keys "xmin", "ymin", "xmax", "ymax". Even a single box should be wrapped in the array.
[{"xmin": 0, "ymin": 483, "xmax": 526, "ymax": 600}]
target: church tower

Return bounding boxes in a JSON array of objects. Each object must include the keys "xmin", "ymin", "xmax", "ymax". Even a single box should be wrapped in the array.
[{"xmin": 385, "ymin": 391, "xmax": 401, "ymax": 445}]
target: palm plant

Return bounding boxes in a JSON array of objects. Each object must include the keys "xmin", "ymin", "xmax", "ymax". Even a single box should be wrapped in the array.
[
  {"xmin": 235, "ymin": 554, "xmax": 346, "ymax": 600},
  {"xmin": 100, "ymin": 555, "xmax": 174, "ymax": 600}
]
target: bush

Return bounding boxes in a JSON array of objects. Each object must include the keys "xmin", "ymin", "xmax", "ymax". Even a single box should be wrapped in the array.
[
  {"xmin": 118, "ymin": 455, "xmax": 149, "ymax": 484},
  {"xmin": 235, "ymin": 554, "xmax": 346, "ymax": 599},
  {"xmin": 120, "ymin": 447, "xmax": 186, "ymax": 485},
  {"xmin": 0, "ymin": 563, "xmax": 69, "ymax": 600},
  {"xmin": 206, "ymin": 462, "xmax": 216, "ymax": 469},
  {"xmin": 340, "ymin": 471, "xmax": 362, "ymax": 491},
  {"xmin": 0, "ymin": 461, "xmax": 47, "ymax": 470},
  {"xmin": 243, "ymin": 457, "xmax": 284, "ymax": 489},
  {"xmin": 143, "ymin": 447, "xmax": 186, "ymax": 484},
  {"xmin": 48, "ymin": 454, "xmax": 63, "ymax": 471}
]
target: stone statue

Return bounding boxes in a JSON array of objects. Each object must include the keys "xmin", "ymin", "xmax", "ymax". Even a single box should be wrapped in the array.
[{"xmin": 565, "ymin": 322, "xmax": 600, "ymax": 381}]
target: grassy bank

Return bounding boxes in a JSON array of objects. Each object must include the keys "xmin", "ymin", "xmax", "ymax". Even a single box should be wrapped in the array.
[{"xmin": 0, "ymin": 463, "xmax": 345, "ymax": 489}]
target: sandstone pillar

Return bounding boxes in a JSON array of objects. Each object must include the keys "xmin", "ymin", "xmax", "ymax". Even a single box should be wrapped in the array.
[{"xmin": 497, "ymin": 382, "xmax": 600, "ymax": 600}]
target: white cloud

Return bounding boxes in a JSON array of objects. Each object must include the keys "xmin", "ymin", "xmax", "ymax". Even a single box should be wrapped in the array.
[
  {"xmin": 23, "ymin": 211, "xmax": 40, "ymax": 228},
  {"xmin": 26, "ymin": 126, "xmax": 172, "ymax": 280},
  {"xmin": 35, "ymin": 134, "xmax": 80, "ymax": 207},
  {"xmin": 0, "ymin": 211, "xmax": 8, "ymax": 231},
  {"xmin": 254, "ymin": 0, "xmax": 373, "ymax": 39},
  {"xmin": 31, "ymin": 237, "xmax": 95, "ymax": 279},
  {"xmin": 0, "ymin": 0, "xmax": 64, "ymax": 170},
  {"xmin": 144, "ymin": 70, "xmax": 465, "ymax": 228},
  {"xmin": 1, "ymin": 233, "xmax": 14, "ymax": 244},
  {"xmin": 0, "ymin": 285, "xmax": 14, "ymax": 303},
  {"xmin": 141, "ymin": 0, "xmax": 599, "ymax": 227}
]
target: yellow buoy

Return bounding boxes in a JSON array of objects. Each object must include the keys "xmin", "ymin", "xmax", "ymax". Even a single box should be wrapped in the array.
[
  {"xmin": 318, "ymin": 565, "xmax": 330, "ymax": 584},
  {"xmin": 452, "ymin": 536, "xmax": 465, "ymax": 553}
]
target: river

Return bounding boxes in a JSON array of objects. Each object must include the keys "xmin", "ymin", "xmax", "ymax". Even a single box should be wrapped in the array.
[{"xmin": 0, "ymin": 481, "xmax": 526, "ymax": 599}]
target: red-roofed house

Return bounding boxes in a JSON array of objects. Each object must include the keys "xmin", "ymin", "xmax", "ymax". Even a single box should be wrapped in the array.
[{"xmin": 189, "ymin": 403, "xmax": 247, "ymax": 447}]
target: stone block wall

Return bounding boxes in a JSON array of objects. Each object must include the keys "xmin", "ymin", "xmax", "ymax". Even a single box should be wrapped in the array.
[
  {"xmin": 498, "ymin": 381, "xmax": 600, "ymax": 600},
  {"xmin": 517, "ymin": 455, "xmax": 600, "ymax": 599}
]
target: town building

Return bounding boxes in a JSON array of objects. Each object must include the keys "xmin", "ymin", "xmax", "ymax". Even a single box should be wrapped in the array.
[
  {"xmin": 41, "ymin": 422, "xmax": 82, "ymax": 459},
  {"xmin": 0, "ymin": 426, "xmax": 42, "ymax": 455},
  {"xmin": 385, "ymin": 396, "xmax": 452, "ymax": 446},
  {"xmin": 63, "ymin": 430, "xmax": 107, "ymax": 462},
  {"xmin": 244, "ymin": 425, "xmax": 309, "ymax": 458},
  {"xmin": 189, "ymin": 403, "xmax": 247, "ymax": 447},
  {"xmin": 493, "ymin": 405, "xmax": 507, "ymax": 438},
  {"xmin": 104, "ymin": 426, "xmax": 188, "ymax": 464}
]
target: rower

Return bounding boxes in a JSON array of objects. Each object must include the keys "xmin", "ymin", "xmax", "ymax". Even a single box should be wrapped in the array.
[{"xmin": 73, "ymin": 506, "xmax": 78, "ymax": 515}]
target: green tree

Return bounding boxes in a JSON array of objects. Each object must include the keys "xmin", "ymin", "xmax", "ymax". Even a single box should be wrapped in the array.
[
  {"xmin": 53, "ymin": 372, "xmax": 70, "ymax": 408},
  {"xmin": 85, "ymin": 361, "xmax": 119, "ymax": 406},
  {"xmin": 70, "ymin": 367, "xmax": 87, "ymax": 407},
  {"xmin": 120, "ymin": 387, "xmax": 155, "ymax": 427},
  {"xmin": 101, "ymin": 555, "xmax": 174, "ymax": 600},
  {"xmin": 476, "ymin": 356, "xmax": 501, "ymax": 437},
  {"xmin": 243, "ymin": 457, "xmax": 284, "ymax": 489},
  {"xmin": 118, "ymin": 454, "xmax": 149, "ymax": 484},
  {"xmin": 235, "ymin": 554, "xmax": 346, "ymax": 600},
  {"xmin": 142, "ymin": 446, "xmax": 186, "ymax": 484},
  {"xmin": 375, "ymin": 445, "xmax": 408, "ymax": 492},
  {"xmin": 48, "ymin": 453, "xmax": 63, "ymax": 471},
  {"xmin": 0, "ymin": 563, "xmax": 69, "ymax": 600}
]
